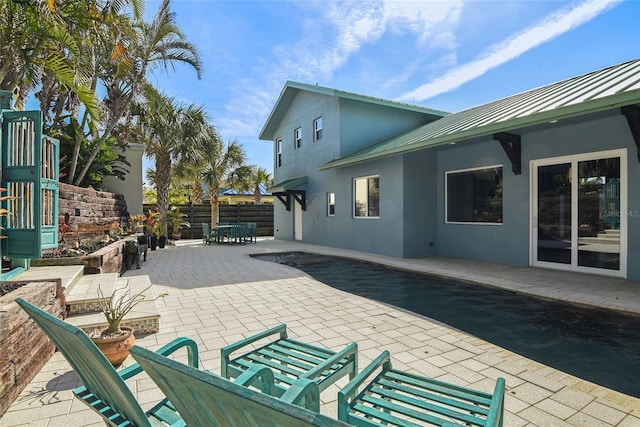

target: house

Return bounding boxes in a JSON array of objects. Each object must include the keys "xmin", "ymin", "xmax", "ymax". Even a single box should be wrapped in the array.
[{"xmin": 261, "ymin": 59, "xmax": 640, "ymax": 281}]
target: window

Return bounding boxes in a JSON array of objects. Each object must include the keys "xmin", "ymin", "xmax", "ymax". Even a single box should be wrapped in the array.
[
  {"xmin": 276, "ymin": 138, "xmax": 282, "ymax": 167},
  {"xmin": 446, "ymin": 166, "xmax": 503, "ymax": 224},
  {"xmin": 327, "ymin": 192, "xmax": 335, "ymax": 216},
  {"xmin": 314, "ymin": 117, "xmax": 323, "ymax": 141},
  {"xmin": 354, "ymin": 176, "xmax": 379, "ymax": 218},
  {"xmin": 294, "ymin": 128, "xmax": 302, "ymax": 149}
]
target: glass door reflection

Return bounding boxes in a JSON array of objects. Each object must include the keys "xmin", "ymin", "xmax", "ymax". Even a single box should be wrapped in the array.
[
  {"xmin": 577, "ymin": 157, "xmax": 620, "ymax": 270},
  {"xmin": 537, "ymin": 163, "xmax": 572, "ymax": 264}
]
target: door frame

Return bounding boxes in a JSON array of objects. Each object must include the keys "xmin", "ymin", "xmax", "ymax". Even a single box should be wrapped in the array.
[
  {"xmin": 294, "ymin": 201, "xmax": 303, "ymax": 241},
  {"xmin": 530, "ymin": 148, "xmax": 627, "ymax": 278}
]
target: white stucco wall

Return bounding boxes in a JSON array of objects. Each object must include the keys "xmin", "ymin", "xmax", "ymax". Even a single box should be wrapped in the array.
[{"xmin": 102, "ymin": 143, "xmax": 144, "ymax": 215}]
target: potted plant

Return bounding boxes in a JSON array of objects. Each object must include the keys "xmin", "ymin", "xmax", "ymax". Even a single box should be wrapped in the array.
[
  {"xmin": 89, "ymin": 284, "xmax": 167, "ymax": 366},
  {"xmin": 128, "ymin": 214, "xmax": 147, "ymax": 234},
  {"xmin": 167, "ymin": 206, "xmax": 190, "ymax": 240},
  {"xmin": 146, "ymin": 208, "xmax": 160, "ymax": 250}
]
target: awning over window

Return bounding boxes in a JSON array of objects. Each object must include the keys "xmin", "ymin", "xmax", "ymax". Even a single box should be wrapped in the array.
[{"xmin": 268, "ymin": 175, "xmax": 307, "ymax": 211}]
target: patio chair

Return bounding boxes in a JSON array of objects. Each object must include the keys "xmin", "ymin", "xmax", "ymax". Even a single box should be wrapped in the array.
[
  {"xmin": 338, "ymin": 350, "xmax": 506, "ymax": 427},
  {"xmin": 245, "ymin": 222, "xmax": 258, "ymax": 243},
  {"xmin": 202, "ymin": 222, "xmax": 211, "ymax": 244},
  {"xmin": 15, "ymin": 297, "xmax": 199, "ymax": 427},
  {"xmin": 222, "ymin": 324, "xmax": 358, "ymax": 399},
  {"xmin": 130, "ymin": 345, "xmax": 350, "ymax": 426}
]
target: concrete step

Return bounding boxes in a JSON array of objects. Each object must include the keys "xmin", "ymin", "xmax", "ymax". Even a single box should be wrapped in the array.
[
  {"xmin": 65, "ymin": 273, "xmax": 120, "ymax": 315},
  {"xmin": 65, "ymin": 275, "xmax": 160, "ymax": 335},
  {"xmin": 12, "ymin": 265, "xmax": 85, "ymax": 293}
]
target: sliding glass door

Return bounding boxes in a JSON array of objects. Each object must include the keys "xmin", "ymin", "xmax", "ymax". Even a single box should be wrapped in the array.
[{"xmin": 532, "ymin": 150, "xmax": 626, "ymax": 277}]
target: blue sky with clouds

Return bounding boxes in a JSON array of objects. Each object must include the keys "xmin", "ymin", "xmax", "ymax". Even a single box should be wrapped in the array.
[{"xmin": 145, "ymin": 0, "xmax": 638, "ymax": 178}]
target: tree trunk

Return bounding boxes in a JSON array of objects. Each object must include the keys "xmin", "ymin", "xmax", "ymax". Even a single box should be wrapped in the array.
[
  {"xmin": 155, "ymin": 152, "xmax": 171, "ymax": 236},
  {"xmin": 210, "ymin": 190, "xmax": 220, "ymax": 226}
]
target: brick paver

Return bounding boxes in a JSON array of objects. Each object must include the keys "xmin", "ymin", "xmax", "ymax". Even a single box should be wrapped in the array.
[{"xmin": 3, "ymin": 238, "xmax": 640, "ymax": 426}]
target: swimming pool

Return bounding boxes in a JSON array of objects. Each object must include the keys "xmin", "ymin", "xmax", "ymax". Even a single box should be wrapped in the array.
[{"xmin": 253, "ymin": 251, "xmax": 640, "ymax": 398}]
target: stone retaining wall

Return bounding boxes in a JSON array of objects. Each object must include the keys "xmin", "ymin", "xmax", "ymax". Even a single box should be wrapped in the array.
[
  {"xmin": 33, "ymin": 237, "xmax": 140, "ymax": 274},
  {"xmin": 0, "ymin": 281, "xmax": 65, "ymax": 418},
  {"xmin": 58, "ymin": 183, "xmax": 130, "ymax": 241}
]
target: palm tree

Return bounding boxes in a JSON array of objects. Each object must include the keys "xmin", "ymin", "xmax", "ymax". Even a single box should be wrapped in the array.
[
  {"xmin": 137, "ymin": 89, "xmax": 210, "ymax": 236},
  {"xmin": 0, "ymin": 0, "xmax": 101, "ymax": 116},
  {"xmin": 250, "ymin": 167, "xmax": 273, "ymax": 204},
  {"xmin": 70, "ymin": 0, "xmax": 202, "ymax": 186},
  {"xmin": 230, "ymin": 166, "xmax": 273, "ymax": 205},
  {"xmin": 200, "ymin": 138, "xmax": 247, "ymax": 225}
]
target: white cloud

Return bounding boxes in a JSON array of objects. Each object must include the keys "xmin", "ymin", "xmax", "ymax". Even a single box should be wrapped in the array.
[
  {"xmin": 397, "ymin": 0, "xmax": 623, "ymax": 102},
  {"xmin": 220, "ymin": 0, "xmax": 464, "ymax": 142}
]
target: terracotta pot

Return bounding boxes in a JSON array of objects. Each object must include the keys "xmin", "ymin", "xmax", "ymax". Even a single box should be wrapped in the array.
[
  {"xmin": 91, "ymin": 326, "xmax": 135, "ymax": 367},
  {"xmin": 171, "ymin": 232, "xmax": 181, "ymax": 240}
]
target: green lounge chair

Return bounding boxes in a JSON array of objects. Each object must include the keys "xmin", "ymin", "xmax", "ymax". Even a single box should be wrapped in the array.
[
  {"xmin": 338, "ymin": 350, "xmax": 506, "ymax": 427},
  {"xmin": 130, "ymin": 345, "xmax": 350, "ymax": 426},
  {"xmin": 15, "ymin": 297, "xmax": 199, "ymax": 427},
  {"xmin": 222, "ymin": 324, "xmax": 358, "ymax": 399}
]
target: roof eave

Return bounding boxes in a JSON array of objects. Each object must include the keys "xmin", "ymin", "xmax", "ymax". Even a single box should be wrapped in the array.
[{"xmin": 318, "ymin": 91, "xmax": 640, "ymax": 170}]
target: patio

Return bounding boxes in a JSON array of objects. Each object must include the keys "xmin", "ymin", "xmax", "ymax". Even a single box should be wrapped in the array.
[{"xmin": 3, "ymin": 238, "xmax": 640, "ymax": 426}]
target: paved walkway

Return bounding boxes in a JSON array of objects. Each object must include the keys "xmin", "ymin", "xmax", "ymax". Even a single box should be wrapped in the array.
[{"xmin": 3, "ymin": 239, "xmax": 640, "ymax": 426}]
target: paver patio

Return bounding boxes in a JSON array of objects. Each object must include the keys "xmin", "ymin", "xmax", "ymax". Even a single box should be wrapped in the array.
[{"xmin": 3, "ymin": 238, "xmax": 640, "ymax": 426}]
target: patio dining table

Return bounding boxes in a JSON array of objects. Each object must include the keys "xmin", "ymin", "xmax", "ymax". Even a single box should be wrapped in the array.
[{"xmin": 211, "ymin": 223, "xmax": 247, "ymax": 244}]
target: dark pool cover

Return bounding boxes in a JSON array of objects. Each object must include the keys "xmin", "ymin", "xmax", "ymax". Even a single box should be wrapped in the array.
[{"xmin": 254, "ymin": 252, "xmax": 640, "ymax": 398}]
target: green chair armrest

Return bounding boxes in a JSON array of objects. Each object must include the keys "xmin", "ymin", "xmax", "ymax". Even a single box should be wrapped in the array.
[
  {"xmin": 337, "ymin": 350, "xmax": 389, "ymax": 420},
  {"xmin": 485, "ymin": 377, "xmax": 506, "ymax": 427},
  {"xmin": 281, "ymin": 378, "xmax": 320, "ymax": 412},
  {"xmin": 303, "ymin": 342, "xmax": 358, "ymax": 380},
  {"xmin": 235, "ymin": 364, "xmax": 275, "ymax": 395},
  {"xmin": 119, "ymin": 337, "xmax": 199, "ymax": 381}
]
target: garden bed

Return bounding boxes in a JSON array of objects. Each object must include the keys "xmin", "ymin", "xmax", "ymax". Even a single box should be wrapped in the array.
[{"xmin": 32, "ymin": 236, "xmax": 141, "ymax": 274}]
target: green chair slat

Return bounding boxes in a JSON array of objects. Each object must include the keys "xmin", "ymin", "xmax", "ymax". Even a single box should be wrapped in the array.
[
  {"xmin": 253, "ymin": 345, "xmax": 318, "ymax": 371},
  {"xmin": 15, "ymin": 298, "xmax": 197, "ymax": 427},
  {"xmin": 352, "ymin": 401, "xmax": 440, "ymax": 427},
  {"xmin": 131, "ymin": 346, "xmax": 350, "ymax": 427},
  {"xmin": 234, "ymin": 354, "xmax": 304, "ymax": 378},
  {"xmin": 366, "ymin": 388, "xmax": 487, "ymax": 426},
  {"xmin": 385, "ymin": 370, "xmax": 494, "ymax": 405},
  {"xmin": 279, "ymin": 338, "xmax": 337, "ymax": 358},
  {"xmin": 377, "ymin": 377, "xmax": 491, "ymax": 415}
]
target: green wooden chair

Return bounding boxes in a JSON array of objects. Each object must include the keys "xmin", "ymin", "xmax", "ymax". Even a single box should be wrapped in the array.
[
  {"xmin": 130, "ymin": 345, "xmax": 350, "ymax": 427},
  {"xmin": 245, "ymin": 222, "xmax": 258, "ymax": 243},
  {"xmin": 338, "ymin": 350, "xmax": 505, "ymax": 427},
  {"xmin": 202, "ymin": 222, "xmax": 211, "ymax": 245},
  {"xmin": 222, "ymin": 324, "xmax": 358, "ymax": 399},
  {"xmin": 15, "ymin": 297, "xmax": 199, "ymax": 427}
]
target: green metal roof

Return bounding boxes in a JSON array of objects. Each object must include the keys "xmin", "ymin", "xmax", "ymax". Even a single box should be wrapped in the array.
[
  {"xmin": 259, "ymin": 81, "xmax": 448, "ymax": 140},
  {"xmin": 267, "ymin": 175, "xmax": 307, "ymax": 194},
  {"xmin": 319, "ymin": 58, "xmax": 640, "ymax": 170}
]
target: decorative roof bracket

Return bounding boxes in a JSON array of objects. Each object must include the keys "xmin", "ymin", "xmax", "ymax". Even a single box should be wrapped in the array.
[
  {"xmin": 621, "ymin": 105, "xmax": 640, "ymax": 162},
  {"xmin": 273, "ymin": 190, "xmax": 306, "ymax": 212},
  {"xmin": 274, "ymin": 193, "xmax": 291, "ymax": 211},
  {"xmin": 494, "ymin": 132, "xmax": 521, "ymax": 175}
]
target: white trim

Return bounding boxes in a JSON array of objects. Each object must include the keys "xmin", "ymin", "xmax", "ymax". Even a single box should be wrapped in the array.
[
  {"xmin": 294, "ymin": 127, "xmax": 302, "ymax": 149},
  {"xmin": 313, "ymin": 117, "xmax": 323, "ymax": 141},
  {"xmin": 444, "ymin": 164, "xmax": 503, "ymax": 225},
  {"xmin": 327, "ymin": 192, "xmax": 335, "ymax": 217},
  {"xmin": 530, "ymin": 148, "xmax": 627, "ymax": 278}
]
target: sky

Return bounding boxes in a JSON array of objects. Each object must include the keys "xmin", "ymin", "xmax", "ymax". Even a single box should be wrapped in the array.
[{"xmin": 142, "ymin": 0, "xmax": 639, "ymax": 180}]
